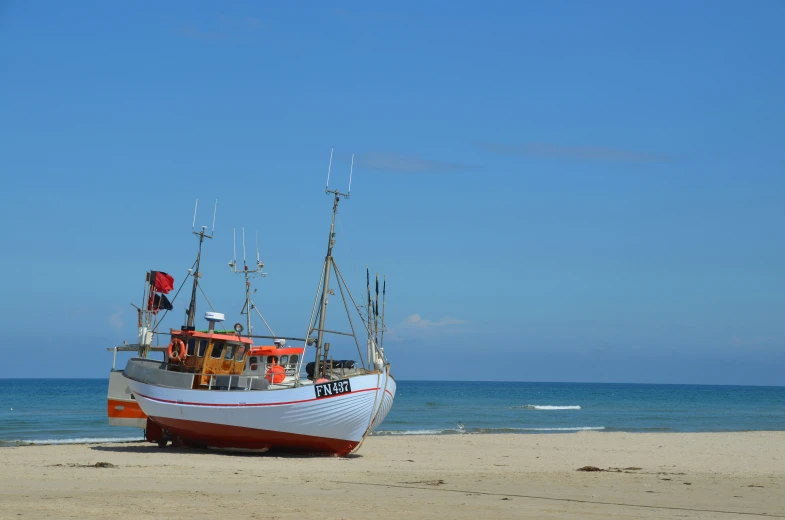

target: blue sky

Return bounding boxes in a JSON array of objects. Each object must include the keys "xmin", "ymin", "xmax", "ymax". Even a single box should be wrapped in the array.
[{"xmin": 1, "ymin": 1, "xmax": 783, "ymax": 384}]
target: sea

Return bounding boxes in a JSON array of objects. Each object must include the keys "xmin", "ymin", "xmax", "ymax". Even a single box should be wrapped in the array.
[{"xmin": 1, "ymin": 379, "xmax": 784, "ymax": 446}]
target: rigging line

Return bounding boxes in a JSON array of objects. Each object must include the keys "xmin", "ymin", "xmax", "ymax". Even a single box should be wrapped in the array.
[
  {"xmin": 151, "ymin": 258, "xmax": 197, "ymax": 334},
  {"xmin": 352, "ymin": 366, "xmax": 388, "ymax": 454},
  {"xmin": 252, "ymin": 303, "xmax": 276, "ymax": 337},
  {"xmin": 332, "ymin": 261, "xmax": 383, "ymax": 360},
  {"xmin": 337, "ymin": 214, "xmax": 353, "ymax": 270},
  {"xmin": 294, "ymin": 257, "xmax": 328, "ymax": 381},
  {"xmin": 198, "ymin": 282, "xmax": 216, "ymax": 311},
  {"xmin": 332, "ymin": 260, "xmax": 367, "ymax": 370},
  {"xmin": 332, "ymin": 481, "xmax": 785, "ymax": 518}
]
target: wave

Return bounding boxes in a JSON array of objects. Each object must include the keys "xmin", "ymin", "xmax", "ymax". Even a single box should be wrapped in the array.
[
  {"xmin": 0, "ymin": 437, "xmax": 142, "ymax": 447},
  {"xmin": 514, "ymin": 405, "xmax": 582, "ymax": 410},
  {"xmin": 371, "ymin": 429, "xmax": 448, "ymax": 436},
  {"xmin": 371, "ymin": 426, "xmax": 605, "ymax": 436}
]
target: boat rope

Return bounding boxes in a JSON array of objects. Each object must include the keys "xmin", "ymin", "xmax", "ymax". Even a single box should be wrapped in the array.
[
  {"xmin": 151, "ymin": 258, "xmax": 197, "ymax": 334},
  {"xmin": 332, "ymin": 260, "xmax": 368, "ymax": 370},
  {"xmin": 351, "ymin": 365, "xmax": 389, "ymax": 455}
]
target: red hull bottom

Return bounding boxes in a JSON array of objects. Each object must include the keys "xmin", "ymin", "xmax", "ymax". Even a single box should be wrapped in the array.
[{"xmin": 150, "ymin": 416, "xmax": 359, "ymax": 456}]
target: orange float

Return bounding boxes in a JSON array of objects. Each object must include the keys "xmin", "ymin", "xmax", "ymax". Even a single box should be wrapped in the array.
[
  {"xmin": 265, "ymin": 364, "xmax": 286, "ymax": 384},
  {"xmin": 168, "ymin": 338, "xmax": 186, "ymax": 362}
]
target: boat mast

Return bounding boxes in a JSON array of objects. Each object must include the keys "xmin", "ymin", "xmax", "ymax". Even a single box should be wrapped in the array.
[
  {"xmin": 313, "ymin": 151, "xmax": 353, "ymax": 376},
  {"xmin": 185, "ymin": 199, "xmax": 216, "ymax": 330},
  {"xmin": 229, "ymin": 229, "xmax": 273, "ymax": 337},
  {"xmin": 315, "ymin": 191, "xmax": 341, "ymax": 372}
]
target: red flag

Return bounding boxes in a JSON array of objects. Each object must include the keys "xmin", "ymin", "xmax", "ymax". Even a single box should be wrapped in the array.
[{"xmin": 149, "ymin": 271, "xmax": 174, "ymax": 294}]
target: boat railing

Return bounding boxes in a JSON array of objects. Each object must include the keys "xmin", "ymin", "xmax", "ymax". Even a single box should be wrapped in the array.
[{"xmin": 107, "ymin": 345, "xmax": 167, "ymax": 370}]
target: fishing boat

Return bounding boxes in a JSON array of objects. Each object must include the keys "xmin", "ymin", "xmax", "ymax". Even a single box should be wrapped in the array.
[
  {"xmin": 106, "ymin": 216, "xmax": 307, "ymax": 431},
  {"xmin": 118, "ymin": 159, "xmax": 396, "ymax": 455}
]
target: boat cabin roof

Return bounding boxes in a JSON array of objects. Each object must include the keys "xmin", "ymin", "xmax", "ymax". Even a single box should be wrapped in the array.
[
  {"xmin": 249, "ymin": 346, "xmax": 303, "ymax": 356},
  {"xmin": 170, "ymin": 329, "xmax": 253, "ymax": 345}
]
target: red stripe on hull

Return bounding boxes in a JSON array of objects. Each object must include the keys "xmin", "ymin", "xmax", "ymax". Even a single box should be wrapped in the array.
[{"xmin": 150, "ymin": 416, "xmax": 359, "ymax": 456}]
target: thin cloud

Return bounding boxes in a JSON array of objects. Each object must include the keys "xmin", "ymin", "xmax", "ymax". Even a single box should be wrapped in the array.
[
  {"xmin": 356, "ymin": 152, "xmax": 472, "ymax": 173},
  {"xmin": 386, "ymin": 313, "xmax": 465, "ymax": 341},
  {"xmin": 477, "ymin": 141, "xmax": 672, "ymax": 164},
  {"xmin": 402, "ymin": 314, "xmax": 464, "ymax": 329},
  {"xmin": 108, "ymin": 309, "xmax": 125, "ymax": 331}
]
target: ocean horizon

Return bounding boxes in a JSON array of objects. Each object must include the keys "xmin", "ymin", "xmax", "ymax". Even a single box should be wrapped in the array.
[{"xmin": 2, "ymin": 379, "xmax": 784, "ymax": 446}]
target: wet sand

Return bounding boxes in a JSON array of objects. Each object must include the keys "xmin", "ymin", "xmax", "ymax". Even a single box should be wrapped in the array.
[{"xmin": 1, "ymin": 431, "xmax": 783, "ymax": 519}]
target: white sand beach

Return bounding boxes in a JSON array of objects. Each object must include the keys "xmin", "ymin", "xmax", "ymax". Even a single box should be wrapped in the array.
[{"xmin": 1, "ymin": 431, "xmax": 783, "ymax": 519}]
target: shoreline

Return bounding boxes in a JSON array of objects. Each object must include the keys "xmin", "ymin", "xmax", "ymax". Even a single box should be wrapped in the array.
[
  {"xmin": 5, "ymin": 427, "xmax": 785, "ymax": 447},
  {"xmin": 1, "ymin": 431, "xmax": 783, "ymax": 519}
]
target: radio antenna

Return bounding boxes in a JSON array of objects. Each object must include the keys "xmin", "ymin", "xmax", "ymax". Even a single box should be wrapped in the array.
[
  {"xmin": 211, "ymin": 200, "xmax": 217, "ymax": 237},
  {"xmin": 325, "ymin": 149, "xmax": 353, "ymax": 200},
  {"xmin": 186, "ymin": 197, "xmax": 216, "ymax": 329},
  {"xmin": 326, "ymin": 147, "xmax": 334, "ymax": 189},
  {"xmin": 229, "ymin": 226, "xmax": 272, "ymax": 337},
  {"xmin": 192, "ymin": 198, "xmax": 198, "ymax": 232},
  {"xmin": 348, "ymin": 153, "xmax": 354, "ymax": 196},
  {"xmin": 232, "ymin": 228, "xmax": 237, "ymax": 264},
  {"xmin": 241, "ymin": 227, "xmax": 247, "ymax": 265}
]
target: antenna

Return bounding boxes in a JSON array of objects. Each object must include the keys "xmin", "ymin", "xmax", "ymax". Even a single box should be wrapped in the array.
[
  {"xmin": 192, "ymin": 198, "xmax": 199, "ymax": 232},
  {"xmin": 325, "ymin": 148, "xmax": 353, "ymax": 200},
  {"xmin": 211, "ymin": 200, "xmax": 217, "ymax": 237},
  {"xmin": 229, "ymin": 224, "xmax": 271, "ymax": 338},
  {"xmin": 233, "ymin": 229, "xmax": 237, "ymax": 264},
  {"xmin": 348, "ymin": 153, "xmax": 354, "ymax": 196},
  {"xmin": 241, "ymin": 227, "xmax": 247, "ymax": 265},
  {"xmin": 191, "ymin": 198, "xmax": 217, "ymax": 239},
  {"xmin": 326, "ymin": 147, "xmax": 334, "ymax": 189}
]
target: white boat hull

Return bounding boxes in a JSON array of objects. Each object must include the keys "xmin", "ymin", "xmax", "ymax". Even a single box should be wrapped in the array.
[{"xmin": 125, "ymin": 369, "xmax": 395, "ymax": 455}]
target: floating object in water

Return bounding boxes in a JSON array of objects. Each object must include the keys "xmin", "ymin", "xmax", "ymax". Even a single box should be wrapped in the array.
[{"xmin": 457, "ymin": 422, "xmax": 465, "ymax": 431}]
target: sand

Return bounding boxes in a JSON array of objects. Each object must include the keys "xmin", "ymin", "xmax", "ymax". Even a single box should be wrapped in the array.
[{"xmin": 1, "ymin": 432, "xmax": 783, "ymax": 519}]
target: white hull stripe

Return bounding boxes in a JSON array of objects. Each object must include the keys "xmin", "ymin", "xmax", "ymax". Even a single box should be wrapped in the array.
[{"xmin": 133, "ymin": 387, "xmax": 381, "ymax": 408}]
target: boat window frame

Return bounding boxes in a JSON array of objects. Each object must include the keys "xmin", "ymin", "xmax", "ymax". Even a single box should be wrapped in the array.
[
  {"xmin": 210, "ymin": 341, "xmax": 225, "ymax": 359},
  {"xmin": 186, "ymin": 338, "xmax": 197, "ymax": 357},
  {"xmin": 224, "ymin": 343, "xmax": 236, "ymax": 361},
  {"xmin": 235, "ymin": 345, "xmax": 247, "ymax": 361},
  {"xmin": 197, "ymin": 339, "xmax": 208, "ymax": 357}
]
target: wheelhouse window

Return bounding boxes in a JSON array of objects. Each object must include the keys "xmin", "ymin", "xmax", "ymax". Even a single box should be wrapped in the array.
[
  {"xmin": 197, "ymin": 340, "xmax": 208, "ymax": 357},
  {"xmin": 280, "ymin": 355, "xmax": 288, "ymax": 365},
  {"xmin": 268, "ymin": 356, "xmax": 278, "ymax": 365},
  {"xmin": 224, "ymin": 344, "xmax": 236, "ymax": 360},
  {"xmin": 236, "ymin": 345, "xmax": 247, "ymax": 360},
  {"xmin": 186, "ymin": 339, "xmax": 196, "ymax": 357},
  {"xmin": 289, "ymin": 354, "xmax": 298, "ymax": 365},
  {"xmin": 211, "ymin": 342, "xmax": 225, "ymax": 359}
]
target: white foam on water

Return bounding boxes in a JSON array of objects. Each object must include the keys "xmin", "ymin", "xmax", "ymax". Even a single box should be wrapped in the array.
[
  {"xmin": 512, "ymin": 426, "xmax": 604, "ymax": 431},
  {"xmin": 371, "ymin": 426, "xmax": 605, "ymax": 435},
  {"xmin": 5, "ymin": 437, "xmax": 142, "ymax": 446},
  {"xmin": 371, "ymin": 429, "xmax": 445, "ymax": 436},
  {"xmin": 516, "ymin": 405, "xmax": 582, "ymax": 410}
]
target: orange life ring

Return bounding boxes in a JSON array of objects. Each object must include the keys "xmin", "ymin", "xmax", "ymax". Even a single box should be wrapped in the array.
[
  {"xmin": 168, "ymin": 338, "xmax": 186, "ymax": 362},
  {"xmin": 265, "ymin": 365, "xmax": 286, "ymax": 384}
]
